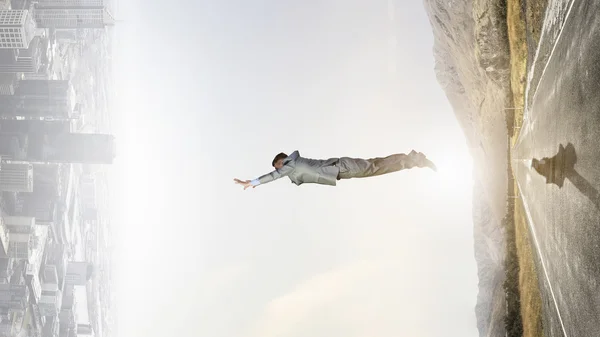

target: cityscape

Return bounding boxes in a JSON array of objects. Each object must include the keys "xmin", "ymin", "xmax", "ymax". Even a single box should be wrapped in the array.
[{"xmin": 0, "ymin": 1, "xmax": 117, "ymax": 337}]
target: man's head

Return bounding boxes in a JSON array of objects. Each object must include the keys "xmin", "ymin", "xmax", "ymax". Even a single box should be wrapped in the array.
[{"xmin": 272, "ymin": 152, "xmax": 288, "ymax": 169}]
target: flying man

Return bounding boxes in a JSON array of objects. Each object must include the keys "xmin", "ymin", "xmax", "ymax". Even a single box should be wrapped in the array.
[{"xmin": 234, "ymin": 150, "xmax": 437, "ymax": 190}]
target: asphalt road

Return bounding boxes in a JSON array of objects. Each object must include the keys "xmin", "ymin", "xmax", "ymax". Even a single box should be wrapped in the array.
[
  {"xmin": 525, "ymin": 0, "xmax": 574, "ymax": 108},
  {"xmin": 513, "ymin": 0, "xmax": 600, "ymax": 336}
]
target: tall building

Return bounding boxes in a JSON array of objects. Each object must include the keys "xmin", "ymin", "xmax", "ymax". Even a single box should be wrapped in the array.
[
  {"xmin": 0, "ymin": 283, "xmax": 28, "ymax": 310},
  {"xmin": 60, "ymin": 283, "xmax": 75, "ymax": 308},
  {"xmin": 33, "ymin": 163, "xmax": 60, "ymax": 197},
  {"xmin": 38, "ymin": 283, "xmax": 62, "ymax": 316},
  {"xmin": 58, "ymin": 285, "xmax": 78, "ymax": 337},
  {"xmin": 42, "ymin": 316, "xmax": 60, "ymax": 337},
  {"xmin": 1, "ymin": 132, "xmax": 116, "ymax": 164},
  {"xmin": 0, "ymin": 132, "xmax": 28, "ymax": 160},
  {"xmin": 33, "ymin": 4, "xmax": 115, "ymax": 29},
  {"xmin": 25, "ymin": 225, "xmax": 48, "ymax": 299},
  {"xmin": 42, "ymin": 264, "xmax": 59, "ymax": 284},
  {"xmin": 26, "ymin": 268, "xmax": 42, "ymax": 303},
  {"xmin": 3, "ymin": 216, "xmax": 34, "ymax": 234},
  {"xmin": 4, "ymin": 217, "xmax": 34, "ymax": 260},
  {"xmin": 37, "ymin": 0, "xmax": 104, "ymax": 6},
  {"xmin": 0, "ymin": 36, "xmax": 44, "ymax": 73},
  {"xmin": 65, "ymin": 262, "xmax": 92, "ymax": 285},
  {"xmin": 0, "ymin": 317, "xmax": 12, "ymax": 336},
  {"xmin": 0, "ymin": 220, "xmax": 8, "ymax": 257},
  {"xmin": 80, "ymin": 173, "xmax": 97, "ymax": 220},
  {"xmin": 0, "ymin": 119, "xmax": 71, "ymax": 136},
  {"xmin": 20, "ymin": 71, "xmax": 51, "ymax": 80},
  {"xmin": 0, "ymin": 73, "xmax": 17, "ymax": 94},
  {"xmin": 0, "ymin": 79, "xmax": 79, "ymax": 119},
  {"xmin": 58, "ymin": 302, "xmax": 77, "ymax": 336},
  {"xmin": 27, "ymin": 132, "xmax": 116, "ymax": 164},
  {"xmin": 54, "ymin": 28, "xmax": 81, "ymax": 43},
  {"xmin": 0, "ymin": 161, "xmax": 33, "ymax": 192},
  {"xmin": 77, "ymin": 323, "xmax": 93, "ymax": 335},
  {"xmin": 16, "ymin": 79, "xmax": 70, "ymax": 95},
  {"xmin": 0, "ymin": 10, "xmax": 37, "ymax": 49},
  {"xmin": 7, "ymin": 232, "xmax": 31, "ymax": 260},
  {"xmin": 13, "ymin": 192, "xmax": 57, "ymax": 223},
  {"xmin": 44, "ymin": 244, "xmax": 67, "ymax": 287}
]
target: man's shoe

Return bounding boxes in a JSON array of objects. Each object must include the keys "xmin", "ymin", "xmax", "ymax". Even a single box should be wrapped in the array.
[
  {"xmin": 415, "ymin": 152, "xmax": 437, "ymax": 172},
  {"xmin": 423, "ymin": 158, "xmax": 438, "ymax": 172}
]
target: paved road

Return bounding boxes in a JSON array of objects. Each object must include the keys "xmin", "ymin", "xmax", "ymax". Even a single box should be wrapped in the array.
[
  {"xmin": 524, "ymin": 0, "xmax": 574, "ymax": 108},
  {"xmin": 513, "ymin": 0, "xmax": 600, "ymax": 336}
]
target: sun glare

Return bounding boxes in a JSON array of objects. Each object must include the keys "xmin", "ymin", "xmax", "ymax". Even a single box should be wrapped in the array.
[{"xmin": 421, "ymin": 150, "xmax": 474, "ymax": 200}]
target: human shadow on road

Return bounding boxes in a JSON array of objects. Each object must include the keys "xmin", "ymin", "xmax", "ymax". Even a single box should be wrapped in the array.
[{"xmin": 531, "ymin": 143, "xmax": 600, "ymax": 210}]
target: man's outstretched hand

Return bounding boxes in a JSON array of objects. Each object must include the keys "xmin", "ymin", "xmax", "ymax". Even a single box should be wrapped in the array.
[{"xmin": 234, "ymin": 178, "xmax": 256, "ymax": 190}]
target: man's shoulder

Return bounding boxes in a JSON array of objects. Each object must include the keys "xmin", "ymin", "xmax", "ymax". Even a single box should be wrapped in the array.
[{"xmin": 288, "ymin": 150, "xmax": 300, "ymax": 160}]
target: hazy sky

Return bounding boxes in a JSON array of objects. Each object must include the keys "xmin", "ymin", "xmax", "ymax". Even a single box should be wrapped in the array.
[{"xmin": 110, "ymin": 1, "xmax": 477, "ymax": 336}]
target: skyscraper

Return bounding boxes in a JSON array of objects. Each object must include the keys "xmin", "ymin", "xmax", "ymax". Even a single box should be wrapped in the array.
[
  {"xmin": 38, "ymin": 284, "xmax": 62, "ymax": 316},
  {"xmin": 27, "ymin": 132, "xmax": 116, "ymax": 164},
  {"xmin": 36, "ymin": 0, "xmax": 104, "ymax": 6},
  {"xmin": 0, "ymin": 10, "xmax": 38, "ymax": 49},
  {"xmin": 0, "ymin": 220, "xmax": 8, "ymax": 257},
  {"xmin": 0, "ymin": 283, "xmax": 28, "ymax": 310},
  {"xmin": 0, "ymin": 119, "xmax": 71, "ymax": 136},
  {"xmin": 77, "ymin": 323, "xmax": 93, "ymax": 335},
  {"xmin": 0, "ymin": 161, "xmax": 33, "ymax": 192},
  {"xmin": 3, "ymin": 216, "xmax": 34, "ymax": 234},
  {"xmin": 80, "ymin": 174, "xmax": 98, "ymax": 221},
  {"xmin": 0, "ymin": 36, "xmax": 44, "ymax": 73},
  {"xmin": 0, "ymin": 79, "xmax": 79, "ymax": 120},
  {"xmin": 33, "ymin": 3, "xmax": 115, "ymax": 29},
  {"xmin": 7, "ymin": 232, "xmax": 31, "ymax": 260},
  {"xmin": 16, "ymin": 79, "xmax": 70, "ymax": 96},
  {"xmin": 13, "ymin": 192, "xmax": 57, "ymax": 223},
  {"xmin": 0, "ymin": 73, "xmax": 17, "ymax": 94},
  {"xmin": 0, "ymin": 132, "xmax": 28, "ymax": 161},
  {"xmin": 4, "ymin": 217, "xmax": 34, "ymax": 260},
  {"xmin": 65, "ymin": 261, "xmax": 93, "ymax": 285}
]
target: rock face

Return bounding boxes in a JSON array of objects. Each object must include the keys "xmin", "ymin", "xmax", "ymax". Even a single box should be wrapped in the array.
[{"xmin": 422, "ymin": 0, "xmax": 513, "ymax": 336}]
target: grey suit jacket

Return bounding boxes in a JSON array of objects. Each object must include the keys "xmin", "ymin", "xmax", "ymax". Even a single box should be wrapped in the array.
[{"xmin": 258, "ymin": 151, "xmax": 340, "ymax": 186}]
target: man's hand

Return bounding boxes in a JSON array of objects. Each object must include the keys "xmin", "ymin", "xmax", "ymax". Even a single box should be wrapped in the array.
[{"xmin": 234, "ymin": 178, "xmax": 256, "ymax": 190}]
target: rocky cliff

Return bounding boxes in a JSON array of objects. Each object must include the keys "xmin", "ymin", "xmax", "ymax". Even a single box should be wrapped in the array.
[{"xmin": 422, "ymin": 0, "xmax": 513, "ymax": 336}]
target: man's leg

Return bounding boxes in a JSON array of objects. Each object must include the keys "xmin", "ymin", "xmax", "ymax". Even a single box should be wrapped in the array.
[{"xmin": 337, "ymin": 150, "xmax": 436, "ymax": 180}]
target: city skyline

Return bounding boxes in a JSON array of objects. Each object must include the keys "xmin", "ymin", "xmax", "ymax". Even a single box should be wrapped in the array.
[{"xmin": 0, "ymin": 0, "xmax": 116, "ymax": 336}]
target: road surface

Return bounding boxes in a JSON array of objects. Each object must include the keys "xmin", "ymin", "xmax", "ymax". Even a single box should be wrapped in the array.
[{"xmin": 513, "ymin": 0, "xmax": 600, "ymax": 336}]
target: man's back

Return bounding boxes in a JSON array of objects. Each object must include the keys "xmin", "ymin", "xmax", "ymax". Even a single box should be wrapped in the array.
[
  {"xmin": 257, "ymin": 151, "xmax": 340, "ymax": 186},
  {"xmin": 290, "ymin": 153, "xmax": 340, "ymax": 186}
]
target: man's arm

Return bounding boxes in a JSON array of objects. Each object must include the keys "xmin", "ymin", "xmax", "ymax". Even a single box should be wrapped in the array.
[
  {"xmin": 256, "ymin": 164, "xmax": 294, "ymax": 185},
  {"xmin": 234, "ymin": 164, "xmax": 294, "ymax": 190}
]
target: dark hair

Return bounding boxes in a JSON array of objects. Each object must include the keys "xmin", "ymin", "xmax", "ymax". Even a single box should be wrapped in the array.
[{"xmin": 272, "ymin": 152, "xmax": 288, "ymax": 167}]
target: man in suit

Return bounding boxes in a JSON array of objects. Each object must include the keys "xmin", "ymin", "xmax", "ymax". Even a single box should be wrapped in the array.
[{"xmin": 234, "ymin": 150, "xmax": 437, "ymax": 190}]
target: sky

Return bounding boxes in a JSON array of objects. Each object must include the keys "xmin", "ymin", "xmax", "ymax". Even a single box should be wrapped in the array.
[{"xmin": 110, "ymin": 1, "xmax": 478, "ymax": 337}]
